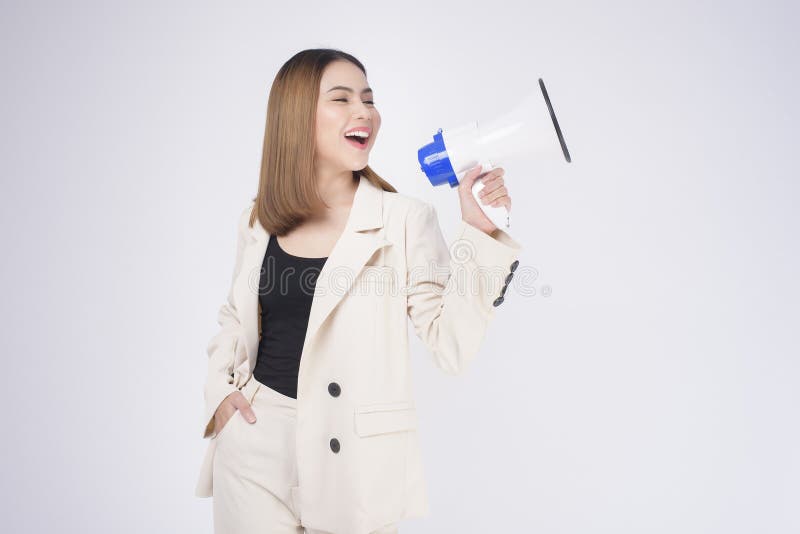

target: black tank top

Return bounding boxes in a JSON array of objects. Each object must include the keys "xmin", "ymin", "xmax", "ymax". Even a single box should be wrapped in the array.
[{"xmin": 253, "ymin": 234, "xmax": 328, "ymax": 399}]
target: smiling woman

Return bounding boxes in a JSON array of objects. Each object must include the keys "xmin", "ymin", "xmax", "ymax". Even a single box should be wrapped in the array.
[{"xmin": 196, "ymin": 47, "xmax": 522, "ymax": 534}]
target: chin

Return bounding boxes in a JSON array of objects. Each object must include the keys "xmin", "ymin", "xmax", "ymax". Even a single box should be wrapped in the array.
[{"xmin": 346, "ymin": 158, "xmax": 369, "ymax": 171}]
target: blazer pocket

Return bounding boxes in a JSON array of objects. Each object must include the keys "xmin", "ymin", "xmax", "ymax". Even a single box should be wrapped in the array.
[{"xmin": 354, "ymin": 401, "xmax": 418, "ymax": 437}]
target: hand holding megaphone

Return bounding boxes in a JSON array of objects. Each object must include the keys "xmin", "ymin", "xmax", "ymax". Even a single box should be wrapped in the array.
[
  {"xmin": 417, "ymin": 77, "xmax": 571, "ymax": 231},
  {"xmin": 457, "ymin": 164, "xmax": 511, "ymax": 235}
]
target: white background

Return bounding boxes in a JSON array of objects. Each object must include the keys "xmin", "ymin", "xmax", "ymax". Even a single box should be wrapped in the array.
[{"xmin": 1, "ymin": 1, "xmax": 798, "ymax": 532}]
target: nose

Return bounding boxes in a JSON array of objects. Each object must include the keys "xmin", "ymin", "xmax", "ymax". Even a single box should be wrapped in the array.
[{"xmin": 352, "ymin": 100, "xmax": 371, "ymax": 120}]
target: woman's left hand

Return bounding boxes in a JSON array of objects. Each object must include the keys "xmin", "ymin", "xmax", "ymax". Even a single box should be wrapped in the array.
[{"xmin": 457, "ymin": 165, "xmax": 511, "ymax": 235}]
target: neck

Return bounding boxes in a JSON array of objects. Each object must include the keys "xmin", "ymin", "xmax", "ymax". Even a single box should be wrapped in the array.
[{"xmin": 313, "ymin": 165, "xmax": 358, "ymax": 213}]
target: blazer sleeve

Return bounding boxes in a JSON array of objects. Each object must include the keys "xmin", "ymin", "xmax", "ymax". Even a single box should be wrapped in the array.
[
  {"xmin": 405, "ymin": 201, "xmax": 522, "ymax": 375},
  {"xmin": 201, "ymin": 204, "xmax": 251, "ymax": 439}
]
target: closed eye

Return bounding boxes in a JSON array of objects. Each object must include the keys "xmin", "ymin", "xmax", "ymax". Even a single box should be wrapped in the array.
[{"xmin": 334, "ymin": 98, "xmax": 375, "ymax": 105}]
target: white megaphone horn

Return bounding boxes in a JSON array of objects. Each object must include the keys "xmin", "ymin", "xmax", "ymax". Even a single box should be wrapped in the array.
[{"xmin": 417, "ymin": 78, "xmax": 571, "ymax": 229}]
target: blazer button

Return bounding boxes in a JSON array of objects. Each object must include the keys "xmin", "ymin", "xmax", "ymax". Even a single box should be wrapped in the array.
[
  {"xmin": 330, "ymin": 438, "xmax": 340, "ymax": 453},
  {"xmin": 328, "ymin": 382, "xmax": 341, "ymax": 397},
  {"xmin": 505, "ymin": 272, "xmax": 514, "ymax": 284},
  {"xmin": 493, "ymin": 296, "xmax": 505, "ymax": 307},
  {"xmin": 510, "ymin": 260, "xmax": 519, "ymax": 272}
]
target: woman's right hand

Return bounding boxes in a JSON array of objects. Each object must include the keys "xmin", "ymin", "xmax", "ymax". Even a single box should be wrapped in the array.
[{"xmin": 214, "ymin": 390, "xmax": 257, "ymax": 435}]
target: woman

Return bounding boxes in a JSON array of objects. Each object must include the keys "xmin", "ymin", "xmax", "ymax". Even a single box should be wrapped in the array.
[{"xmin": 195, "ymin": 49, "xmax": 522, "ymax": 534}]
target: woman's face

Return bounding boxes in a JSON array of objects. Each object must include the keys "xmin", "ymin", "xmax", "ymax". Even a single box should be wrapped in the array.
[{"xmin": 315, "ymin": 60, "xmax": 381, "ymax": 174}]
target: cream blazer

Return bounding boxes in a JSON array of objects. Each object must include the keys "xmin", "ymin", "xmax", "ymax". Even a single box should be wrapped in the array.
[{"xmin": 195, "ymin": 174, "xmax": 522, "ymax": 534}]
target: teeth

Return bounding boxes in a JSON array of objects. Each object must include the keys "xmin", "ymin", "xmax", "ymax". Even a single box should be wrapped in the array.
[{"xmin": 345, "ymin": 131, "xmax": 369, "ymax": 138}]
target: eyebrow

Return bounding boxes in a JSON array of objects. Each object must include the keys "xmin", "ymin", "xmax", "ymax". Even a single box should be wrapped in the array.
[{"xmin": 326, "ymin": 85, "xmax": 373, "ymax": 95}]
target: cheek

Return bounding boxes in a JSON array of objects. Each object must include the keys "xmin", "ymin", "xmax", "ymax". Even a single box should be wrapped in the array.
[
  {"xmin": 372, "ymin": 110, "xmax": 382, "ymax": 134},
  {"xmin": 315, "ymin": 110, "xmax": 341, "ymax": 149}
]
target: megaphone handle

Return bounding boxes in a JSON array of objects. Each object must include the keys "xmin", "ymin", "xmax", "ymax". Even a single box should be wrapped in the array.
[{"xmin": 471, "ymin": 160, "xmax": 511, "ymax": 229}]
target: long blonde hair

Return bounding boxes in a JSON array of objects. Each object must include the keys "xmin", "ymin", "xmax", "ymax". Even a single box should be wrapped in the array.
[{"xmin": 250, "ymin": 48, "xmax": 396, "ymax": 235}]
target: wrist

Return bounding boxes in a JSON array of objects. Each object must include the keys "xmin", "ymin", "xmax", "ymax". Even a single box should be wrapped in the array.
[{"xmin": 461, "ymin": 217, "xmax": 498, "ymax": 237}]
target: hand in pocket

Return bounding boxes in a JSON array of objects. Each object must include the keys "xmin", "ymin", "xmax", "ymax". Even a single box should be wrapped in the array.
[{"xmin": 214, "ymin": 390, "xmax": 257, "ymax": 436}]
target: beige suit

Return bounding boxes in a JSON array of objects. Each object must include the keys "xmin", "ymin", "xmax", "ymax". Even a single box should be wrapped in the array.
[{"xmin": 195, "ymin": 174, "xmax": 522, "ymax": 534}]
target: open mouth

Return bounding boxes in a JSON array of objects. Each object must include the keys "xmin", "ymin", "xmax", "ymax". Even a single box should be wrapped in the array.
[{"xmin": 344, "ymin": 133, "xmax": 369, "ymax": 149}]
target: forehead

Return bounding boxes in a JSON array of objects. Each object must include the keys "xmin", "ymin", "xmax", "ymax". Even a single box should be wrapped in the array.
[{"xmin": 320, "ymin": 60, "xmax": 368, "ymax": 90}]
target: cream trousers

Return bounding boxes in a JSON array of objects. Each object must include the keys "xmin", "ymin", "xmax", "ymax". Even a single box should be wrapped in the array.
[{"xmin": 211, "ymin": 374, "xmax": 399, "ymax": 534}]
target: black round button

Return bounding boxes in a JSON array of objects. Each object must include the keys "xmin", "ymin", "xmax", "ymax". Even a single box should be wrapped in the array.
[
  {"xmin": 505, "ymin": 272, "xmax": 514, "ymax": 284},
  {"xmin": 328, "ymin": 382, "xmax": 341, "ymax": 397},
  {"xmin": 510, "ymin": 260, "xmax": 519, "ymax": 272},
  {"xmin": 330, "ymin": 438, "xmax": 340, "ymax": 453},
  {"xmin": 493, "ymin": 296, "xmax": 504, "ymax": 307},
  {"xmin": 500, "ymin": 284, "xmax": 508, "ymax": 296}
]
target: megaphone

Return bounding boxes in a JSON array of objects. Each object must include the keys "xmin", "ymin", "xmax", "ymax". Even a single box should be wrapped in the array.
[{"xmin": 417, "ymin": 78, "xmax": 571, "ymax": 230}]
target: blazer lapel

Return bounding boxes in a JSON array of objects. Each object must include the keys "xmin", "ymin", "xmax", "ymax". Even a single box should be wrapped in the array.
[{"xmin": 233, "ymin": 174, "xmax": 393, "ymax": 368}]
